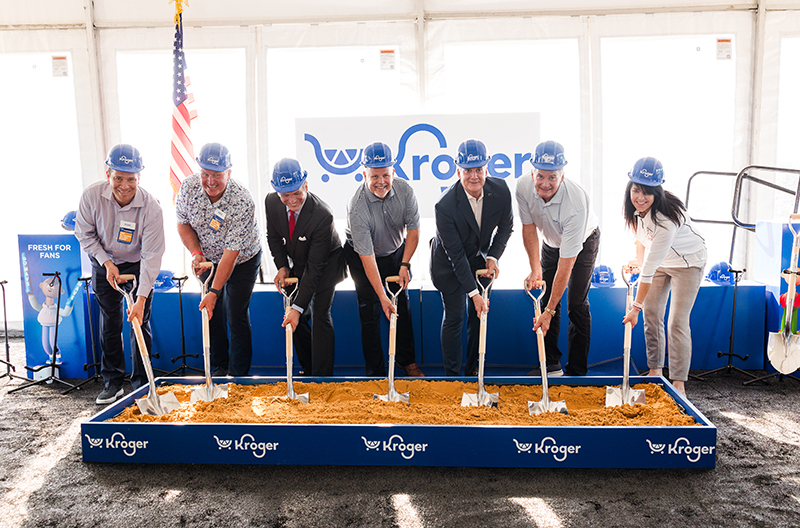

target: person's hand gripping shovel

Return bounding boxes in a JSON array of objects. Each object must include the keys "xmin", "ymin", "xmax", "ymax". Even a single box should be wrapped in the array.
[
  {"xmin": 113, "ymin": 275, "xmax": 181, "ymax": 416},
  {"xmin": 278, "ymin": 278, "xmax": 309, "ymax": 403},
  {"xmin": 768, "ymin": 213, "xmax": 800, "ymax": 375},
  {"xmin": 525, "ymin": 280, "xmax": 567, "ymax": 415},
  {"xmin": 461, "ymin": 269, "xmax": 499, "ymax": 408},
  {"xmin": 374, "ymin": 276, "xmax": 409, "ymax": 404},
  {"xmin": 190, "ymin": 262, "xmax": 228, "ymax": 403},
  {"xmin": 606, "ymin": 265, "xmax": 646, "ymax": 407}
]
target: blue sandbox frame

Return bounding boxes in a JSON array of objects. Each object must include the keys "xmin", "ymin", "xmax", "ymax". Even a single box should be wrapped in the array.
[{"xmin": 81, "ymin": 376, "xmax": 716, "ymax": 469}]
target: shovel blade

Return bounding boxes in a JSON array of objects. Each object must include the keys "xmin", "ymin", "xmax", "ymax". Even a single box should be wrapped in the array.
[
  {"xmin": 136, "ymin": 391, "xmax": 181, "ymax": 417},
  {"xmin": 289, "ymin": 391, "xmax": 310, "ymax": 404},
  {"xmin": 373, "ymin": 391, "xmax": 410, "ymax": 404},
  {"xmin": 605, "ymin": 386, "xmax": 646, "ymax": 407},
  {"xmin": 190, "ymin": 383, "xmax": 229, "ymax": 403},
  {"xmin": 460, "ymin": 390, "xmax": 499, "ymax": 408},
  {"xmin": 528, "ymin": 399, "xmax": 568, "ymax": 415},
  {"xmin": 767, "ymin": 332, "xmax": 800, "ymax": 374}
]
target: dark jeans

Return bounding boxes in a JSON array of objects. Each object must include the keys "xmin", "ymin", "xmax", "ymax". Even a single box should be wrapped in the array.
[
  {"xmin": 439, "ymin": 288, "xmax": 483, "ymax": 377},
  {"xmin": 91, "ymin": 259, "xmax": 151, "ymax": 390},
  {"xmin": 344, "ymin": 241, "xmax": 415, "ymax": 376},
  {"xmin": 541, "ymin": 228, "xmax": 600, "ymax": 376},
  {"xmin": 293, "ymin": 283, "xmax": 336, "ymax": 376},
  {"xmin": 201, "ymin": 250, "xmax": 261, "ymax": 376}
]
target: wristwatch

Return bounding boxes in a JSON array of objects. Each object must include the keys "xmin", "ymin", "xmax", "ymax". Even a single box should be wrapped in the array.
[
  {"xmin": 400, "ymin": 262, "xmax": 411, "ymax": 270},
  {"xmin": 544, "ymin": 307, "xmax": 556, "ymax": 316},
  {"xmin": 208, "ymin": 287, "xmax": 222, "ymax": 297}
]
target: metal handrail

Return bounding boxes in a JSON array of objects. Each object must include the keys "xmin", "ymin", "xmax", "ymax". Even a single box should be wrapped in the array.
[
  {"xmin": 685, "ymin": 170, "xmax": 739, "ymax": 264},
  {"xmin": 731, "ymin": 165, "xmax": 800, "ymax": 231}
]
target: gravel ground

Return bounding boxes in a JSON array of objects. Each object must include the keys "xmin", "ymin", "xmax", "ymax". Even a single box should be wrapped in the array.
[{"xmin": 1, "ymin": 337, "xmax": 799, "ymax": 528}]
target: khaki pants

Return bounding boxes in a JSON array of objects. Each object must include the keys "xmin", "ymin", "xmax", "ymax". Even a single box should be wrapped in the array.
[{"xmin": 642, "ymin": 266, "xmax": 704, "ymax": 382}]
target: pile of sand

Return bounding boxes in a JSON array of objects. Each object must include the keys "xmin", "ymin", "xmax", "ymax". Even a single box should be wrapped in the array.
[{"xmin": 107, "ymin": 379, "xmax": 696, "ymax": 427}]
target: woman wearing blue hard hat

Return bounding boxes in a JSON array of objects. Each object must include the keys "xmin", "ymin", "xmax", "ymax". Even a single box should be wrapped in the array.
[{"xmin": 621, "ymin": 157, "xmax": 707, "ymax": 397}]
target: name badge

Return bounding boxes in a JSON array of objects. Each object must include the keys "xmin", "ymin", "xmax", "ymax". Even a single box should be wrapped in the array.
[
  {"xmin": 209, "ymin": 209, "xmax": 226, "ymax": 231},
  {"xmin": 117, "ymin": 220, "xmax": 136, "ymax": 244}
]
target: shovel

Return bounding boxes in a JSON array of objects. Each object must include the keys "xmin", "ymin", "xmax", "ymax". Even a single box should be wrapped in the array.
[
  {"xmin": 190, "ymin": 262, "xmax": 228, "ymax": 403},
  {"xmin": 768, "ymin": 213, "xmax": 800, "ymax": 375},
  {"xmin": 606, "ymin": 266, "xmax": 646, "ymax": 407},
  {"xmin": 525, "ymin": 280, "xmax": 568, "ymax": 415},
  {"xmin": 278, "ymin": 277, "xmax": 309, "ymax": 403},
  {"xmin": 461, "ymin": 269, "xmax": 499, "ymax": 408},
  {"xmin": 374, "ymin": 276, "xmax": 410, "ymax": 404},
  {"xmin": 114, "ymin": 275, "xmax": 181, "ymax": 416}
]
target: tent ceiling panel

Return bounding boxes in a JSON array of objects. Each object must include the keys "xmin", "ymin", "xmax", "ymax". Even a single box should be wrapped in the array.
[{"xmin": 1, "ymin": 0, "xmax": 85, "ymax": 27}]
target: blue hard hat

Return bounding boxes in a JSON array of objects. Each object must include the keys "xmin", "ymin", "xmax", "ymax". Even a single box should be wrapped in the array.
[
  {"xmin": 706, "ymin": 261, "xmax": 734, "ymax": 286},
  {"xmin": 105, "ymin": 144, "xmax": 144, "ymax": 173},
  {"xmin": 153, "ymin": 270, "xmax": 177, "ymax": 292},
  {"xmin": 361, "ymin": 142, "xmax": 395, "ymax": 168},
  {"xmin": 196, "ymin": 142, "xmax": 232, "ymax": 172},
  {"xmin": 591, "ymin": 265, "xmax": 616, "ymax": 287},
  {"xmin": 628, "ymin": 157, "xmax": 665, "ymax": 186},
  {"xmin": 60, "ymin": 211, "xmax": 76, "ymax": 231},
  {"xmin": 455, "ymin": 139, "xmax": 491, "ymax": 169},
  {"xmin": 532, "ymin": 140, "xmax": 568, "ymax": 171},
  {"xmin": 271, "ymin": 158, "xmax": 308, "ymax": 193}
]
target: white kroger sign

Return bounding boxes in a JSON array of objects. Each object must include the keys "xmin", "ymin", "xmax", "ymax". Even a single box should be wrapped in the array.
[
  {"xmin": 296, "ymin": 113, "xmax": 539, "ymax": 218},
  {"xmin": 513, "ymin": 437, "xmax": 582, "ymax": 462}
]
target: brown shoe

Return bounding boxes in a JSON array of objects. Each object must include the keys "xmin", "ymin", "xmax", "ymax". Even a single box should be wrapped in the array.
[{"xmin": 403, "ymin": 362, "xmax": 425, "ymax": 377}]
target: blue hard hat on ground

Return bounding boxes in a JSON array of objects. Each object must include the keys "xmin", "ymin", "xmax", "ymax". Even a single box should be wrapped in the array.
[
  {"xmin": 532, "ymin": 140, "xmax": 567, "ymax": 171},
  {"xmin": 628, "ymin": 157, "xmax": 665, "ymax": 186},
  {"xmin": 105, "ymin": 144, "xmax": 144, "ymax": 173},
  {"xmin": 707, "ymin": 261, "xmax": 734, "ymax": 285},
  {"xmin": 361, "ymin": 142, "xmax": 395, "ymax": 168},
  {"xmin": 196, "ymin": 142, "xmax": 232, "ymax": 172},
  {"xmin": 153, "ymin": 270, "xmax": 177, "ymax": 292},
  {"xmin": 455, "ymin": 139, "xmax": 491, "ymax": 168},
  {"xmin": 271, "ymin": 158, "xmax": 308, "ymax": 193},
  {"xmin": 591, "ymin": 265, "xmax": 616, "ymax": 287},
  {"xmin": 60, "ymin": 211, "xmax": 77, "ymax": 231}
]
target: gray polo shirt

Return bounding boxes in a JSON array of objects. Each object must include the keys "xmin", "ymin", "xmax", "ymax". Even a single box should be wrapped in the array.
[
  {"xmin": 346, "ymin": 177, "xmax": 420, "ymax": 257},
  {"xmin": 75, "ymin": 180, "xmax": 165, "ymax": 297},
  {"xmin": 515, "ymin": 172, "xmax": 598, "ymax": 259}
]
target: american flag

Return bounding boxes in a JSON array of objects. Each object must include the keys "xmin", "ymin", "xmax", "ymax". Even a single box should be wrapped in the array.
[{"xmin": 170, "ymin": 4, "xmax": 197, "ymax": 201}]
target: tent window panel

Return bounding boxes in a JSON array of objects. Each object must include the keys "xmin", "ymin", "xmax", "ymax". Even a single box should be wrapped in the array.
[
  {"xmin": 116, "ymin": 49, "xmax": 247, "ymax": 275},
  {"xmin": 601, "ymin": 34, "xmax": 736, "ymax": 267},
  {"xmin": 0, "ymin": 52, "xmax": 82, "ymax": 321}
]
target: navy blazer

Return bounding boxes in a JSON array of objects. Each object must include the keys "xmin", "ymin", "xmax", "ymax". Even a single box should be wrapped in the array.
[
  {"xmin": 265, "ymin": 192, "xmax": 347, "ymax": 310},
  {"xmin": 429, "ymin": 177, "xmax": 514, "ymax": 295}
]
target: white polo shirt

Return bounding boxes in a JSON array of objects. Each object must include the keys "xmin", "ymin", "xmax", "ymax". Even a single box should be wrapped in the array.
[
  {"xmin": 515, "ymin": 172, "xmax": 598, "ymax": 259},
  {"xmin": 634, "ymin": 209, "xmax": 707, "ymax": 283}
]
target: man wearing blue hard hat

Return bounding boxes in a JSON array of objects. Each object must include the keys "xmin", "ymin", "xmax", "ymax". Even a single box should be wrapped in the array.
[
  {"xmin": 75, "ymin": 144, "xmax": 166, "ymax": 405},
  {"xmin": 430, "ymin": 139, "xmax": 514, "ymax": 376},
  {"xmin": 516, "ymin": 140, "xmax": 599, "ymax": 377},
  {"xmin": 176, "ymin": 142, "xmax": 262, "ymax": 377},
  {"xmin": 265, "ymin": 158, "xmax": 347, "ymax": 376},
  {"xmin": 344, "ymin": 141, "xmax": 424, "ymax": 377}
]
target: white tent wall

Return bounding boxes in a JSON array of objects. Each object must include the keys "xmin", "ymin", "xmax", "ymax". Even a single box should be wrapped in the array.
[{"xmin": 1, "ymin": 1, "xmax": 800, "ymax": 325}]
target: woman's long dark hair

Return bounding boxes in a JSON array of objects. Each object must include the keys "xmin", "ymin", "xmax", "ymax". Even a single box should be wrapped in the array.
[{"xmin": 623, "ymin": 180, "xmax": 686, "ymax": 232}]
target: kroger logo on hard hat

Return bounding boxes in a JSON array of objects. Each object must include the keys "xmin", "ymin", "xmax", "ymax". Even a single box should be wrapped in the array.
[
  {"xmin": 280, "ymin": 176, "xmax": 293, "ymax": 184},
  {"xmin": 539, "ymin": 153, "xmax": 555, "ymax": 165},
  {"xmin": 304, "ymin": 122, "xmax": 531, "ymax": 184},
  {"xmin": 639, "ymin": 168, "xmax": 653, "ymax": 178},
  {"xmin": 118, "ymin": 156, "xmax": 134, "ymax": 165},
  {"xmin": 207, "ymin": 156, "xmax": 220, "ymax": 164}
]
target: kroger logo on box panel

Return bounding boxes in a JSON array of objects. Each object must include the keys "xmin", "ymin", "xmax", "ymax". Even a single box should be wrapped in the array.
[{"xmin": 296, "ymin": 114, "xmax": 539, "ymax": 218}]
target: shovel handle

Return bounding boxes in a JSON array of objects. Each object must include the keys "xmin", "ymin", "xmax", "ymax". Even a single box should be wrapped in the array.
[
  {"xmin": 130, "ymin": 316, "xmax": 150, "ymax": 360},
  {"xmin": 196, "ymin": 262, "xmax": 213, "ymax": 269},
  {"xmin": 283, "ymin": 277, "xmax": 298, "ymax": 284},
  {"xmin": 791, "ymin": 214, "xmax": 800, "ymax": 219},
  {"xmin": 536, "ymin": 328, "xmax": 546, "ymax": 362}
]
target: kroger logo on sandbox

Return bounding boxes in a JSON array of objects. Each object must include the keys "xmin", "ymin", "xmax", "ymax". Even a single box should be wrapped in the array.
[
  {"xmin": 646, "ymin": 438, "xmax": 715, "ymax": 463},
  {"xmin": 84, "ymin": 432, "xmax": 149, "ymax": 457},
  {"xmin": 361, "ymin": 434, "xmax": 429, "ymax": 460},
  {"xmin": 304, "ymin": 123, "xmax": 532, "ymax": 184},
  {"xmin": 513, "ymin": 437, "xmax": 582, "ymax": 462},
  {"xmin": 213, "ymin": 434, "xmax": 279, "ymax": 459}
]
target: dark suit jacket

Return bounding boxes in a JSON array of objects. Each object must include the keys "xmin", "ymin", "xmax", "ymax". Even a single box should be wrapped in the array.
[
  {"xmin": 265, "ymin": 192, "xmax": 347, "ymax": 310},
  {"xmin": 429, "ymin": 177, "xmax": 514, "ymax": 295}
]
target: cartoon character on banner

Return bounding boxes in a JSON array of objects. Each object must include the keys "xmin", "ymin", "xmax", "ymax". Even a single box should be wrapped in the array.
[{"xmin": 21, "ymin": 252, "xmax": 82, "ymax": 364}]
